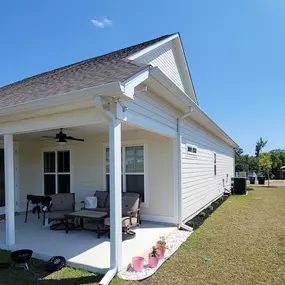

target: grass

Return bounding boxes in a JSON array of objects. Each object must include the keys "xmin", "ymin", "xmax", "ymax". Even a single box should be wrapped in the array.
[{"xmin": 1, "ymin": 186, "xmax": 285, "ymax": 284}]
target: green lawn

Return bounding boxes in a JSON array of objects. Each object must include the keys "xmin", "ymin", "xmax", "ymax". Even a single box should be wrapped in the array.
[{"xmin": 1, "ymin": 186, "xmax": 285, "ymax": 285}]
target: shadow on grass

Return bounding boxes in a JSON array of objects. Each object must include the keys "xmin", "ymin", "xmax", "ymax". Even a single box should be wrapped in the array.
[
  {"xmin": 38, "ymin": 276, "xmax": 102, "ymax": 284},
  {"xmin": 0, "ymin": 250, "xmax": 102, "ymax": 285}
]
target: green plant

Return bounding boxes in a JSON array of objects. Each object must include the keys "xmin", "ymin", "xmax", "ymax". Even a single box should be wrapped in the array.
[
  {"xmin": 214, "ymin": 200, "xmax": 220, "ymax": 206},
  {"xmin": 208, "ymin": 205, "xmax": 214, "ymax": 211},
  {"xmin": 199, "ymin": 211, "xmax": 206, "ymax": 218},
  {"xmin": 150, "ymin": 246, "xmax": 158, "ymax": 258},
  {"xmin": 157, "ymin": 236, "xmax": 166, "ymax": 247},
  {"xmin": 259, "ymin": 152, "xmax": 272, "ymax": 186}
]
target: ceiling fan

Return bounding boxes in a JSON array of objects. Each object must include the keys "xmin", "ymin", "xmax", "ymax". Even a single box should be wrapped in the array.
[{"xmin": 42, "ymin": 128, "xmax": 84, "ymax": 145}]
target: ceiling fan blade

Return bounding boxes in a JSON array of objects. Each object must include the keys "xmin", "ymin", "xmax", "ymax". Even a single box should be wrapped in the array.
[
  {"xmin": 42, "ymin": 136, "xmax": 57, "ymax": 139},
  {"xmin": 66, "ymin": 137, "xmax": 84, "ymax": 142}
]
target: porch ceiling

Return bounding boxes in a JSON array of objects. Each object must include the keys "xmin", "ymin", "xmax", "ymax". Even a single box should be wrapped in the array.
[{"xmin": 13, "ymin": 122, "xmax": 139, "ymax": 140}]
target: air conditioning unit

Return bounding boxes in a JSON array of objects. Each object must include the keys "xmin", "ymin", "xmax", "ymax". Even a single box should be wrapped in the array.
[{"xmin": 231, "ymin": 177, "xmax": 246, "ymax": 195}]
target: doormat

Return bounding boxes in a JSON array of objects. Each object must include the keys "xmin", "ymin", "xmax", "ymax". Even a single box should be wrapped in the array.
[{"xmin": 118, "ymin": 229, "xmax": 192, "ymax": 281}]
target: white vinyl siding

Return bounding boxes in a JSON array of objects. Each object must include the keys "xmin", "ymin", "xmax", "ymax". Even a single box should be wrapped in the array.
[
  {"xmin": 125, "ymin": 89, "xmax": 178, "ymax": 138},
  {"xmin": 134, "ymin": 41, "xmax": 187, "ymax": 94},
  {"xmin": 181, "ymin": 119, "xmax": 234, "ymax": 221}
]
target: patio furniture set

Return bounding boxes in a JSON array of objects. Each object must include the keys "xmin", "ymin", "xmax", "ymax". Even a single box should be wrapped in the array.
[{"xmin": 24, "ymin": 191, "xmax": 141, "ymax": 239}]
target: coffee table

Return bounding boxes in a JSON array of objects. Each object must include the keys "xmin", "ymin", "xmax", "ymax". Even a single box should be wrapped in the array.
[{"xmin": 64, "ymin": 210, "xmax": 108, "ymax": 238}]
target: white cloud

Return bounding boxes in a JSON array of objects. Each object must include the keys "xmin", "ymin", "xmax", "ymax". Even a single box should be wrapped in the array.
[{"xmin": 91, "ymin": 17, "xmax": 112, "ymax": 28}]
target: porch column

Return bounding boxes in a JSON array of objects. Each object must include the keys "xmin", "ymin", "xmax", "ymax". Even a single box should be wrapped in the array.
[
  {"xmin": 4, "ymin": 134, "xmax": 15, "ymax": 245},
  {"xmin": 109, "ymin": 118, "xmax": 122, "ymax": 270}
]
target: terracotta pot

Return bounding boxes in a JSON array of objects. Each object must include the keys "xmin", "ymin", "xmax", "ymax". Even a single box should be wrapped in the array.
[
  {"xmin": 148, "ymin": 255, "xmax": 159, "ymax": 268},
  {"xmin": 157, "ymin": 247, "xmax": 165, "ymax": 260},
  {"xmin": 132, "ymin": 256, "xmax": 144, "ymax": 272}
]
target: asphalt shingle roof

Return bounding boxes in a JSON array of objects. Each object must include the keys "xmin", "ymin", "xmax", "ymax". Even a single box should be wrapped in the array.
[{"xmin": 0, "ymin": 34, "xmax": 172, "ymax": 108}]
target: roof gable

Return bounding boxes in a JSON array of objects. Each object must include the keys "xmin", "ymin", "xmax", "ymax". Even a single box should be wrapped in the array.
[{"xmin": 127, "ymin": 33, "xmax": 198, "ymax": 104}]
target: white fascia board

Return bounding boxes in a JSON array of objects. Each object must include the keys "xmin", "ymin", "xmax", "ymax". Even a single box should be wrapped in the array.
[
  {"xmin": 120, "ymin": 68, "xmax": 150, "ymax": 98},
  {"xmin": 174, "ymin": 34, "xmax": 199, "ymax": 104},
  {"xmin": 127, "ymin": 34, "xmax": 179, "ymax": 61},
  {"xmin": 150, "ymin": 67, "xmax": 197, "ymax": 110},
  {"xmin": 150, "ymin": 67, "xmax": 238, "ymax": 148}
]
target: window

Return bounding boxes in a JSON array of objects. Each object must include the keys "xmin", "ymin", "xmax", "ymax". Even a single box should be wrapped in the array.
[
  {"xmin": 105, "ymin": 145, "xmax": 146, "ymax": 202},
  {"xmin": 187, "ymin": 144, "xmax": 197, "ymax": 155},
  {"xmin": 43, "ymin": 150, "xmax": 71, "ymax": 195},
  {"xmin": 214, "ymin": 153, "xmax": 217, "ymax": 176}
]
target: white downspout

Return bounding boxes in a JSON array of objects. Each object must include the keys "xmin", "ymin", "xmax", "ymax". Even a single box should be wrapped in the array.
[{"xmin": 177, "ymin": 107, "xmax": 194, "ymax": 231}]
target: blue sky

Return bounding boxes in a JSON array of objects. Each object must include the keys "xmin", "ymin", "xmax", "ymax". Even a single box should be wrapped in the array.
[{"xmin": 0, "ymin": 0, "xmax": 284, "ymax": 155}]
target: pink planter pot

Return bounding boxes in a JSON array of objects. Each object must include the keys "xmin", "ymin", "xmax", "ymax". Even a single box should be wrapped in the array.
[
  {"xmin": 156, "ymin": 242, "xmax": 166, "ymax": 260},
  {"xmin": 156, "ymin": 241, "xmax": 166, "ymax": 249},
  {"xmin": 157, "ymin": 247, "xmax": 165, "ymax": 260},
  {"xmin": 148, "ymin": 255, "xmax": 159, "ymax": 268},
  {"xmin": 132, "ymin": 256, "xmax": 144, "ymax": 272}
]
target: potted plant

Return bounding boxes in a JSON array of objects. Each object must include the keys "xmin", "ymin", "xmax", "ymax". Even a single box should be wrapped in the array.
[
  {"xmin": 132, "ymin": 256, "xmax": 144, "ymax": 272},
  {"xmin": 148, "ymin": 247, "xmax": 159, "ymax": 268},
  {"xmin": 156, "ymin": 236, "xmax": 167, "ymax": 260}
]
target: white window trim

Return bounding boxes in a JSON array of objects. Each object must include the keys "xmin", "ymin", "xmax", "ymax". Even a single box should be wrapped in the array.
[
  {"xmin": 214, "ymin": 152, "xmax": 217, "ymax": 176},
  {"xmin": 42, "ymin": 146, "xmax": 73, "ymax": 195},
  {"xmin": 102, "ymin": 139, "xmax": 149, "ymax": 207},
  {"xmin": 186, "ymin": 144, "xmax": 198, "ymax": 156}
]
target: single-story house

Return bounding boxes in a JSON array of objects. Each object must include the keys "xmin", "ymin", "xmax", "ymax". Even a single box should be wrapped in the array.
[{"xmin": 0, "ymin": 33, "xmax": 237, "ymax": 283}]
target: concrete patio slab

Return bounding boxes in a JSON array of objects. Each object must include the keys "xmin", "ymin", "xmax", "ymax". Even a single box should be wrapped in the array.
[{"xmin": 0, "ymin": 213, "xmax": 176, "ymax": 274}]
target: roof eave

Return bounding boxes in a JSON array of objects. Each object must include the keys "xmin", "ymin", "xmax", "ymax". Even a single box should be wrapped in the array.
[
  {"xmin": 0, "ymin": 67, "xmax": 152, "ymax": 119},
  {"xmin": 149, "ymin": 67, "xmax": 238, "ymax": 148},
  {"xmin": 0, "ymin": 81, "xmax": 128, "ymax": 117}
]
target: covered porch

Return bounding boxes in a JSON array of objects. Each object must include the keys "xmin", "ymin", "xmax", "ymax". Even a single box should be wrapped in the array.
[{"xmin": 0, "ymin": 98, "xmax": 178, "ymax": 275}]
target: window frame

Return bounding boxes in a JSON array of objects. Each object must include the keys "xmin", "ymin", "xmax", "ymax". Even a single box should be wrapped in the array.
[
  {"xmin": 42, "ymin": 147, "xmax": 73, "ymax": 195},
  {"xmin": 214, "ymin": 152, "xmax": 217, "ymax": 176},
  {"xmin": 186, "ymin": 144, "xmax": 198, "ymax": 156},
  {"xmin": 103, "ymin": 140, "xmax": 148, "ymax": 206}
]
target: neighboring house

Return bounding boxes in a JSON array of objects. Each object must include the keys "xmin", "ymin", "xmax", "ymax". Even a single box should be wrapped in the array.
[{"xmin": 0, "ymin": 33, "xmax": 237, "ymax": 281}]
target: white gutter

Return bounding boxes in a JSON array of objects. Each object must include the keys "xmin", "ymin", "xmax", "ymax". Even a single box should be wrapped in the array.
[
  {"xmin": 177, "ymin": 107, "xmax": 194, "ymax": 232},
  {"xmin": 99, "ymin": 268, "xmax": 117, "ymax": 285}
]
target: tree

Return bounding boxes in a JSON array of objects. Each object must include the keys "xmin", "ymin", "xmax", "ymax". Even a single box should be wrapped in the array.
[
  {"xmin": 235, "ymin": 148, "xmax": 248, "ymax": 172},
  {"xmin": 259, "ymin": 153, "xmax": 272, "ymax": 186},
  {"xmin": 255, "ymin": 137, "xmax": 268, "ymax": 157},
  {"xmin": 248, "ymin": 156, "xmax": 259, "ymax": 173},
  {"xmin": 235, "ymin": 147, "xmax": 244, "ymax": 156},
  {"xmin": 270, "ymin": 149, "xmax": 285, "ymax": 179}
]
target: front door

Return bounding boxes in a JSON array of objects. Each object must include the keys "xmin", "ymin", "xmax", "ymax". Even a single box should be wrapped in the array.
[{"xmin": 0, "ymin": 149, "xmax": 5, "ymax": 215}]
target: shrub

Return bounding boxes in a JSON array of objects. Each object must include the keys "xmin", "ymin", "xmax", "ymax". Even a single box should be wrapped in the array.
[
  {"xmin": 208, "ymin": 205, "xmax": 214, "ymax": 211},
  {"xmin": 199, "ymin": 211, "xmax": 206, "ymax": 218}
]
